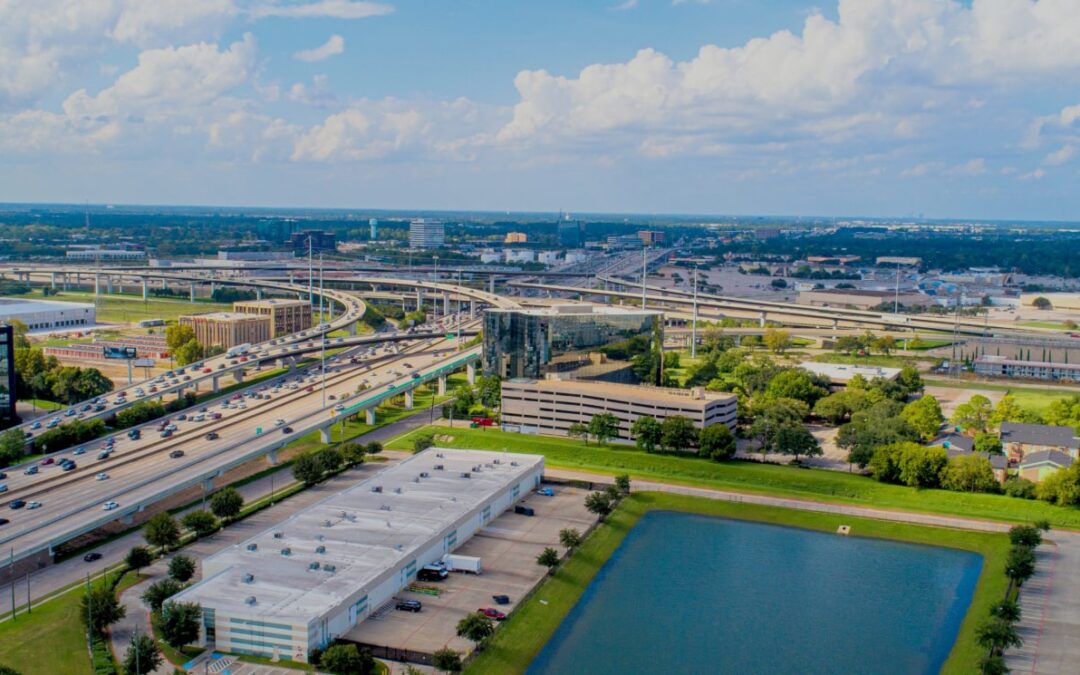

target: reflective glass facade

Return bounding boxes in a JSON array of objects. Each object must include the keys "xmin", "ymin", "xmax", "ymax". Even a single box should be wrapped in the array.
[
  {"xmin": 0, "ymin": 325, "xmax": 14, "ymax": 429},
  {"xmin": 483, "ymin": 308, "xmax": 663, "ymax": 384}
]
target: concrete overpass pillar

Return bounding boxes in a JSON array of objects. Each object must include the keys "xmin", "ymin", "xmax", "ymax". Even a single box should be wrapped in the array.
[
  {"xmin": 365, "ymin": 408, "xmax": 376, "ymax": 425},
  {"xmin": 202, "ymin": 478, "xmax": 214, "ymax": 492},
  {"xmin": 94, "ymin": 272, "xmax": 100, "ymax": 296},
  {"xmin": 266, "ymin": 450, "xmax": 278, "ymax": 466},
  {"xmin": 349, "ymin": 321, "xmax": 358, "ymax": 336},
  {"xmin": 443, "ymin": 293, "xmax": 450, "ymax": 316},
  {"xmin": 107, "ymin": 276, "xmax": 113, "ymax": 294},
  {"xmin": 210, "ymin": 282, "xmax": 217, "ymax": 296},
  {"xmin": 437, "ymin": 375, "xmax": 447, "ymax": 396},
  {"xmin": 404, "ymin": 390, "xmax": 414, "ymax": 409},
  {"xmin": 832, "ymin": 318, "xmax": 839, "ymax": 333},
  {"xmin": 759, "ymin": 311, "xmax": 767, "ymax": 328},
  {"xmin": 212, "ymin": 375, "xmax": 220, "ymax": 393},
  {"xmin": 256, "ymin": 287, "xmax": 263, "ymax": 300},
  {"xmin": 416, "ymin": 289, "xmax": 423, "ymax": 313},
  {"xmin": 233, "ymin": 369, "xmax": 244, "ymax": 383},
  {"xmin": 470, "ymin": 300, "xmax": 476, "ymax": 319},
  {"xmin": 75, "ymin": 271, "xmax": 81, "ymax": 288},
  {"xmin": 190, "ymin": 283, "xmax": 196, "ymax": 302},
  {"xmin": 467, "ymin": 362, "xmax": 476, "ymax": 385},
  {"xmin": 288, "ymin": 356, "xmax": 297, "ymax": 372},
  {"xmin": 122, "ymin": 513, "xmax": 135, "ymax": 525},
  {"xmin": 489, "ymin": 276, "xmax": 495, "ymax": 294},
  {"xmin": 50, "ymin": 272, "xmax": 56, "ymax": 289},
  {"xmin": 319, "ymin": 427, "xmax": 332, "ymax": 444},
  {"xmin": 142, "ymin": 279, "xmax": 148, "ymax": 300}
]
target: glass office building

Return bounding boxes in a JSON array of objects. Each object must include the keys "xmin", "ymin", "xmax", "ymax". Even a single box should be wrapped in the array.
[
  {"xmin": 483, "ymin": 306, "xmax": 664, "ymax": 384},
  {"xmin": 0, "ymin": 325, "xmax": 15, "ymax": 429}
]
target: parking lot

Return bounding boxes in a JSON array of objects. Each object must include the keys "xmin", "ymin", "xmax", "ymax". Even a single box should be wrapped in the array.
[{"xmin": 344, "ymin": 485, "xmax": 596, "ymax": 657}]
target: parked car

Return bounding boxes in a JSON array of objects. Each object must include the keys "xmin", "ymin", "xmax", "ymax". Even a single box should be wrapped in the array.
[
  {"xmin": 0, "ymin": 518, "xmax": 9, "ymax": 526},
  {"xmin": 395, "ymin": 600, "xmax": 422, "ymax": 612},
  {"xmin": 477, "ymin": 608, "xmax": 507, "ymax": 621}
]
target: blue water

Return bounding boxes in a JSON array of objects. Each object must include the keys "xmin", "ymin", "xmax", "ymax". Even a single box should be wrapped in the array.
[{"xmin": 528, "ymin": 511, "xmax": 981, "ymax": 675}]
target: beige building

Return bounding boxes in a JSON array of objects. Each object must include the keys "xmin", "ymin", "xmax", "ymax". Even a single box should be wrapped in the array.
[
  {"xmin": 500, "ymin": 378, "xmax": 737, "ymax": 441},
  {"xmin": 797, "ymin": 288, "xmax": 928, "ymax": 309},
  {"xmin": 180, "ymin": 312, "xmax": 270, "ymax": 349},
  {"xmin": 1020, "ymin": 292, "xmax": 1080, "ymax": 311},
  {"xmin": 233, "ymin": 298, "xmax": 312, "ymax": 337}
]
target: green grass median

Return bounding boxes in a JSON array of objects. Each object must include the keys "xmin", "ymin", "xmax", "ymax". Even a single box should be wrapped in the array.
[
  {"xmin": 466, "ymin": 491, "xmax": 1010, "ymax": 675},
  {"xmin": 389, "ymin": 426, "xmax": 1080, "ymax": 528}
]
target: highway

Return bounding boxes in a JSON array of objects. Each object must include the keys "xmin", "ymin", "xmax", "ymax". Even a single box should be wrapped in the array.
[{"xmin": 0, "ymin": 321, "xmax": 481, "ymax": 563}]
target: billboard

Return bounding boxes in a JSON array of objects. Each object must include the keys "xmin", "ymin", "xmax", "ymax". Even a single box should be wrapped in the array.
[{"xmin": 104, "ymin": 346, "xmax": 137, "ymax": 360}]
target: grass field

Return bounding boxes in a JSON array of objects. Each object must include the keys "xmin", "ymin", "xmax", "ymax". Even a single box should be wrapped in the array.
[
  {"xmin": 1018, "ymin": 321, "xmax": 1074, "ymax": 330},
  {"xmin": 0, "ymin": 569, "xmax": 140, "ymax": 675},
  {"xmin": 925, "ymin": 379, "xmax": 1079, "ymax": 414},
  {"xmin": 20, "ymin": 290, "xmax": 231, "ymax": 324},
  {"xmin": 811, "ymin": 352, "xmax": 923, "ymax": 368},
  {"xmin": 389, "ymin": 426, "xmax": 1080, "ymax": 528},
  {"xmin": 465, "ymin": 491, "xmax": 1010, "ymax": 675}
]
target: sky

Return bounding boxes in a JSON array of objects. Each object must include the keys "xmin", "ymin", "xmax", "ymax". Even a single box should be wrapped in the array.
[{"xmin": 2, "ymin": 0, "xmax": 1080, "ymax": 220}]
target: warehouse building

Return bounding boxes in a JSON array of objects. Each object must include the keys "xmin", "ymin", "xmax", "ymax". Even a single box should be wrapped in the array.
[
  {"xmin": 974, "ymin": 355, "xmax": 1080, "ymax": 383},
  {"xmin": 797, "ymin": 288, "xmax": 928, "ymax": 309},
  {"xmin": 501, "ymin": 378, "xmax": 737, "ymax": 440},
  {"xmin": 173, "ymin": 449, "xmax": 544, "ymax": 663},
  {"xmin": 0, "ymin": 298, "xmax": 96, "ymax": 333},
  {"xmin": 179, "ymin": 312, "xmax": 270, "ymax": 349},
  {"xmin": 233, "ymin": 298, "xmax": 312, "ymax": 337}
]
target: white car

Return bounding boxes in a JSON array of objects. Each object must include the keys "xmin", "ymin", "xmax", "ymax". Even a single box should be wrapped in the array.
[
  {"xmin": 274, "ymin": 419, "xmax": 286, "ymax": 427},
  {"xmin": 96, "ymin": 472, "xmax": 109, "ymax": 481},
  {"xmin": 26, "ymin": 501, "xmax": 42, "ymax": 510},
  {"xmin": 103, "ymin": 501, "xmax": 119, "ymax": 510}
]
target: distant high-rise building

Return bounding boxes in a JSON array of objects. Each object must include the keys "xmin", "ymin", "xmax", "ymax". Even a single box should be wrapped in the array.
[
  {"xmin": 290, "ymin": 230, "xmax": 336, "ymax": 252},
  {"xmin": 557, "ymin": 220, "xmax": 583, "ymax": 247},
  {"xmin": 369, "ymin": 218, "xmax": 378, "ymax": 240},
  {"xmin": 409, "ymin": 218, "xmax": 445, "ymax": 249},
  {"xmin": 256, "ymin": 219, "xmax": 295, "ymax": 243},
  {"xmin": 505, "ymin": 232, "xmax": 527, "ymax": 244},
  {"xmin": 638, "ymin": 230, "xmax": 666, "ymax": 246}
]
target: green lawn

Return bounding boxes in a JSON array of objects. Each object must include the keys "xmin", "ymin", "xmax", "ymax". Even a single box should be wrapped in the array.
[
  {"xmin": 924, "ymin": 379, "xmax": 1079, "ymax": 414},
  {"xmin": 388, "ymin": 426, "xmax": 1080, "ymax": 528},
  {"xmin": 466, "ymin": 492, "xmax": 1010, "ymax": 675},
  {"xmin": 22, "ymin": 398, "xmax": 65, "ymax": 411},
  {"xmin": 1018, "ymin": 321, "xmax": 1074, "ymax": 330},
  {"xmin": 27, "ymin": 290, "xmax": 231, "ymax": 324},
  {"xmin": 811, "ymin": 352, "xmax": 922, "ymax": 368},
  {"xmin": 905, "ymin": 338, "xmax": 953, "ymax": 350}
]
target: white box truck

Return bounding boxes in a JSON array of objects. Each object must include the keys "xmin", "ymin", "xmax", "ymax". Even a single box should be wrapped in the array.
[{"xmin": 443, "ymin": 554, "xmax": 482, "ymax": 574}]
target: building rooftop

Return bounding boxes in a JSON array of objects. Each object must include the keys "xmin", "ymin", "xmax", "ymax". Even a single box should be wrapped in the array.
[
  {"xmin": 234, "ymin": 298, "xmax": 308, "ymax": 308},
  {"xmin": 1019, "ymin": 450, "xmax": 1074, "ymax": 469},
  {"xmin": 174, "ymin": 449, "xmax": 543, "ymax": 623},
  {"xmin": 976, "ymin": 355, "xmax": 1080, "ymax": 372},
  {"xmin": 505, "ymin": 378, "xmax": 735, "ymax": 404},
  {"xmin": 1001, "ymin": 423, "xmax": 1080, "ymax": 450},
  {"xmin": 928, "ymin": 433, "xmax": 974, "ymax": 454},
  {"xmin": 798, "ymin": 362, "xmax": 901, "ymax": 383},
  {"xmin": 181, "ymin": 312, "xmax": 266, "ymax": 322},
  {"xmin": 0, "ymin": 298, "xmax": 95, "ymax": 313},
  {"xmin": 485, "ymin": 304, "xmax": 662, "ymax": 317}
]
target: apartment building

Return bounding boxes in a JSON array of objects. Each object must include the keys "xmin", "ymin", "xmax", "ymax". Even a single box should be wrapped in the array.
[
  {"xmin": 500, "ymin": 378, "xmax": 737, "ymax": 440},
  {"xmin": 974, "ymin": 355, "xmax": 1080, "ymax": 383},
  {"xmin": 233, "ymin": 299, "xmax": 312, "ymax": 337}
]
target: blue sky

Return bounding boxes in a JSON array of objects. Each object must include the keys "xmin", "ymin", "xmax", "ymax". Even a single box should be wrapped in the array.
[{"xmin": 2, "ymin": 0, "xmax": 1080, "ymax": 220}]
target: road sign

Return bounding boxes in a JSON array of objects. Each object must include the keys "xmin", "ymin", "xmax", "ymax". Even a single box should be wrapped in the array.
[
  {"xmin": 132, "ymin": 358, "xmax": 155, "ymax": 368},
  {"xmin": 445, "ymin": 333, "xmax": 456, "ymax": 339},
  {"xmin": 104, "ymin": 346, "xmax": 137, "ymax": 360},
  {"xmin": 256, "ymin": 427, "xmax": 263, "ymax": 435}
]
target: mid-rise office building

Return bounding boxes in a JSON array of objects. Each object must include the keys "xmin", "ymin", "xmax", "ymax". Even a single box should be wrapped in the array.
[
  {"xmin": 501, "ymin": 378, "xmax": 736, "ymax": 441},
  {"xmin": 173, "ymin": 449, "xmax": 544, "ymax": 663},
  {"xmin": 557, "ymin": 220, "xmax": 583, "ymax": 247},
  {"xmin": 290, "ymin": 230, "xmax": 336, "ymax": 253},
  {"xmin": 180, "ymin": 312, "xmax": 270, "ymax": 349},
  {"xmin": 233, "ymin": 299, "xmax": 312, "ymax": 337},
  {"xmin": 637, "ymin": 230, "xmax": 666, "ymax": 246},
  {"xmin": 483, "ymin": 305, "xmax": 664, "ymax": 383},
  {"xmin": 607, "ymin": 234, "xmax": 643, "ymax": 250},
  {"xmin": 0, "ymin": 325, "xmax": 15, "ymax": 430},
  {"xmin": 504, "ymin": 232, "xmax": 527, "ymax": 244},
  {"xmin": 409, "ymin": 218, "xmax": 445, "ymax": 249}
]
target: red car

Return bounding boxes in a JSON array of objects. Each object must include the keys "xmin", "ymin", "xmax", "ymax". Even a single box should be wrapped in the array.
[
  {"xmin": 40, "ymin": 457, "xmax": 55, "ymax": 465},
  {"xmin": 203, "ymin": 368, "xmax": 212, "ymax": 373},
  {"xmin": 477, "ymin": 608, "xmax": 506, "ymax": 621}
]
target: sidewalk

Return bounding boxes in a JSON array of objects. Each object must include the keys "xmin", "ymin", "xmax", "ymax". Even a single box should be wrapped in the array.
[{"xmin": 110, "ymin": 559, "xmax": 171, "ymax": 675}]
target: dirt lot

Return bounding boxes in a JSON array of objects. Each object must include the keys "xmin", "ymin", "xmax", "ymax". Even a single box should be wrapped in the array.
[{"xmin": 344, "ymin": 485, "xmax": 596, "ymax": 657}]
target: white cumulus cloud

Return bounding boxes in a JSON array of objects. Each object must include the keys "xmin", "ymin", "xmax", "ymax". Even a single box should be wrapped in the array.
[
  {"xmin": 250, "ymin": 1, "xmax": 393, "ymax": 20},
  {"xmin": 293, "ymin": 35, "xmax": 345, "ymax": 62}
]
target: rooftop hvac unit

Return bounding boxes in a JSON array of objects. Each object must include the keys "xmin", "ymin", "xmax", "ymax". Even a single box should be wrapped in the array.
[
  {"xmin": 394, "ymin": 544, "xmax": 403, "ymax": 551},
  {"xmin": 340, "ymin": 511, "xmax": 347, "ymax": 518},
  {"xmin": 323, "ymin": 564, "xmax": 337, "ymax": 572},
  {"xmin": 413, "ymin": 477, "xmax": 420, "ymax": 483},
  {"xmin": 273, "ymin": 532, "xmax": 284, "ymax": 539},
  {"xmin": 324, "ymin": 520, "xmax": 333, "ymax": 527},
  {"xmin": 394, "ymin": 487, "xmax": 402, "ymax": 494},
  {"xmin": 434, "ymin": 464, "xmax": 444, "ymax": 471},
  {"xmin": 316, "ymin": 534, "xmax": 325, "ymax": 541},
  {"xmin": 308, "ymin": 562, "xmax": 320, "ymax": 571},
  {"xmin": 485, "ymin": 463, "xmax": 493, "ymax": 468},
  {"xmin": 493, "ymin": 459, "xmax": 501, "ymax": 465},
  {"xmin": 379, "ymin": 504, "xmax": 392, "ymax": 511},
  {"xmin": 280, "ymin": 547, "xmax": 292, "ymax": 556},
  {"xmin": 246, "ymin": 543, "xmax": 258, "ymax": 551},
  {"xmin": 472, "ymin": 465, "xmax": 481, "ymax": 472},
  {"xmin": 372, "ymin": 486, "xmax": 383, "ymax": 493},
  {"xmin": 420, "ymin": 471, "xmax": 430, "ymax": 478},
  {"xmin": 315, "ymin": 545, "xmax": 326, "ymax": 554},
  {"xmin": 460, "ymin": 472, "xmax": 471, "ymax": 479},
  {"xmin": 242, "ymin": 573, "xmax": 254, "ymax": 584},
  {"xmin": 510, "ymin": 461, "xmax": 518, "ymax": 466},
  {"xmin": 436, "ymin": 452, "xmax": 444, "ymax": 458},
  {"xmin": 245, "ymin": 596, "xmax": 257, "ymax": 606}
]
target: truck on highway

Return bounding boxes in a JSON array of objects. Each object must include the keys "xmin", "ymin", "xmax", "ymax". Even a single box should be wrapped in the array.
[
  {"xmin": 226, "ymin": 343, "xmax": 251, "ymax": 358},
  {"xmin": 442, "ymin": 554, "xmax": 482, "ymax": 574}
]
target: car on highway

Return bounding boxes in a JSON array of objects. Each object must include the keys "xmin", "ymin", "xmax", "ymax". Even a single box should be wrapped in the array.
[
  {"xmin": 24, "ymin": 466, "xmax": 38, "ymax": 475},
  {"xmin": 281, "ymin": 426, "xmax": 293, "ymax": 434},
  {"xmin": 205, "ymin": 432, "xmax": 219, "ymax": 440},
  {"xmin": 274, "ymin": 419, "xmax": 286, "ymax": 427},
  {"xmin": 61, "ymin": 461, "xmax": 77, "ymax": 472},
  {"xmin": 477, "ymin": 607, "xmax": 507, "ymax": 621},
  {"xmin": 0, "ymin": 485, "xmax": 6, "ymax": 493},
  {"xmin": 26, "ymin": 501, "xmax": 41, "ymax": 510},
  {"xmin": 9, "ymin": 500, "xmax": 26, "ymax": 510},
  {"xmin": 96, "ymin": 472, "xmax": 109, "ymax": 481},
  {"xmin": 96, "ymin": 451, "xmax": 111, "ymax": 460},
  {"xmin": 102, "ymin": 501, "xmax": 119, "ymax": 511},
  {"xmin": 0, "ymin": 518, "xmax": 8, "ymax": 526},
  {"xmin": 40, "ymin": 457, "xmax": 54, "ymax": 465},
  {"xmin": 0, "ymin": 472, "xmax": 5, "ymax": 479},
  {"xmin": 30, "ymin": 421, "xmax": 41, "ymax": 430},
  {"xmin": 203, "ymin": 367, "xmax": 212, "ymax": 373},
  {"xmin": 73, "ymin": 447, "xmax": 86, "ymax": 455},
  {"xmin": 395, "ymin": 600, "xmax": 422, "ymax": 612},
  {"xmin": 160, "ymin": 430, "xmax": 173, "ymax": 439},
  {"xmin": 177, "ymin": 413, "xmax": 187, "ymax": 421},
  {"xmin": 83, "ymin": 552, "xmax": 102, "ymax": 562},
  {"xmin": 333, "ymin": 404, "xmax": 344, "ymax": 412},
  {"xmin": 168, "ymin": 450, "xmax": 185, "ymax": 459}
]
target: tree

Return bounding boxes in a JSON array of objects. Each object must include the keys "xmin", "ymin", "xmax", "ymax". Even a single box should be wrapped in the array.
[
  {"xmin": 209, "ymin": 487, "xmax": 244, "ymax": 520},
  {"xmin": 456, "ymin": 612, "xmax": 495, "ymax": 650},
  {"xmin": 660, "ymin": 415, "xmax": 697, "ymax": 453},
  {"xmin": 559, "ymin": 528, "xmax": 582, "ymax": 549},
  {"xmin": 159, "ymin": 601, "xmax": 202, "ymax": 649},
  {"xmin": 173, "ymin": 339, "xmax": 204, "ymax": 367},
  {"xmin": 338, "ymin": 442, "xmax": 367, "ymax": 467},
  {"xmin": 1035, "ymin": 462, "xmax": 1080, "ymax": 505},
  {"xmin": 1004, "ymin": 477, "xmax": 1036, "ymax": 499},
  {"xmin": 1008, "ymin": 525, "xmax": 1043, "ymax": 548},
  {"xmin": 144, "ymin": 512, "xmax": 181, "ymax": 551},
  {"xmin": 763, "ymin": 328, "xmax": 792, "ymax": 354},
  {"xmin": 168, "ymin": 554, "xmax": 196, "ymax": 583},
  {"xmin": 80, "ymin": 585, "xmax": 127, "ymax": 636},
  {"xmin": 979, "ymin": 655, "xmax": 1009, "ymax": 675},
  {"xmin": 813, "ymin": 391, "xmax": 862, "ymax": 424},
  {"xmin": 941, "ymin": 455, "xmax": 998, "ymax": 493},
  {"xmin": 432, "ymin": 648, "xmax": 463, "ymax": 674},
  {"xmin": 316, "ymin": 447, "xmax": 344, "ymax": 474},
  {"xmin": 1005, "ymin": 546, "xmax": 1037, "ymax": 584},
  {"xmin": 587, "ymin": 413, "xmax": 619, "ymax": 446},
  {"xmin": 567, "ymin": 422, "xmax": 589, "ymax": 445},
  {"xmin": 950, "ymin": 394, "xmax": 993, "ymax": 433},
  {"xmin": 537, "ymin": 547, "xmax": 561, "ymax": 573},
  {"xmin": 614, "ymin": 474, "xmax": 631, "ymax": 494},
  {"xmin": 897, "ymin": 444, "xmax": 948, "ymax": 488},
  {"xmin": 1032, "ymin": 296, "xmax": 1052, "ymax": 310},
  {"xmin": 292, "ymin": 453, "xmax": 324, "ymax": 485},
  {"xmin": 774, "ymin": 423, "xmax": 821, "ymax": 462},
  {"xmin": 974, "ymin": 432, "xmax": 1003, "ymax": 455},
  {"xmin": 320, "ymin": 644, "xmax": 375, "ymax": 675},
  {"xmin": 698, "ymin": 423, "xmax": 736, "ymax": 461},
  {"xmin": 412, "ymin": 433, "xmax": 435, "ymax": 453},
  {"xmin": 631, "ymin": 416, "xmax": 662, "ymax": 453},
  {"xmin": 0, "ymin": 429, "xmax": 25, "ymax": 467},
  {"xmin": 125, "ymin": 546, "xmax": 153, "ymax": 575},
  {"xmin": 764, "ymin": 369, "xmax": 828, "ymax": 406},
  {"xmin": 990, "ymin": 599, "xmax": 1021, "ymax": 623},
  {"xmin": 122, "ymin": 633, "xmax": 163, "ymax": 675},
  {"xmin": 900, "ymin": 396, "xmax": 944, "ymax": 442},
  {"xmin": 164, "ymin": 324, "xmax": 196, "ymax": 351},
  {"xmin": 584, "ymin": 491, "xmax": 613, "ymax": 520},
  {"xmin": 976, "ymin": 617, "xmax": 1023, "ymax": 652},
  {"xmin": 871, "ymin": 335, "xmax": 896, "ymax": 355},
  {"xmin": 142, "ymin": 578, "xmax": 184, "ymax": 612},
  {"xmin": 181, "ymin": 510, "xmax": 219, "ymax": 537}
]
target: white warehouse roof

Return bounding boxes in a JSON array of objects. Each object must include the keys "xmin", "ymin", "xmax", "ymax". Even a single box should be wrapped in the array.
[
  {"xmin": 0, "ymin": 297, "xmax": 95, "ymax": 314},
  {"xmin": 175, "ymin": 448, "xmax": 544, "ymax": 623}
]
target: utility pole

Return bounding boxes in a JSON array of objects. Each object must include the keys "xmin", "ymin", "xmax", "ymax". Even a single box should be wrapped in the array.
[
  {"xmin": 691, "ymin": 264, "xmax": 699, "ymax": 359},
  {"xmin": 307, "ymin": 236, "xmax": 314, "ymax": 308},
  {"xmin": 320, "ymin": 253, "xmax": 326, "ymax": 410},
  {"xmin": 641, "ymin": 246, "xmax": 648, "ymax": 309},
  {"xmin": 893, "ymin": 261, "xmax": 901, "ymax": 315}
]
